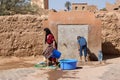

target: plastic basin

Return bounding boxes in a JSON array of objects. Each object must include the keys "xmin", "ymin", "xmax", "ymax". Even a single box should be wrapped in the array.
[{"xmin": 59, "ymin": 59, "xmax": 77, "ymax": 70}]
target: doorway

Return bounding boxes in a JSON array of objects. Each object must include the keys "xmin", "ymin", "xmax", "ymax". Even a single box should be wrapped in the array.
[{"xmin": 58, "ymin": 25, "xmax": 89, "ymax": 60}]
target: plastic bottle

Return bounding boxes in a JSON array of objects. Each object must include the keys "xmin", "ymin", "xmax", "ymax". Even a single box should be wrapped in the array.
[{"xmin": 98, "ymin": 50, "xmax": 103, "ymax": 62}]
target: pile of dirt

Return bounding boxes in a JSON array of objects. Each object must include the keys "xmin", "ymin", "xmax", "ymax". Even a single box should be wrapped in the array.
[
  {"xmin": 0, "ymin": 14, "xmax": 47, "ymax": 56},
  {"xmin": 96, "ymin": 11, "xmax": 120, "ymax": 54}
]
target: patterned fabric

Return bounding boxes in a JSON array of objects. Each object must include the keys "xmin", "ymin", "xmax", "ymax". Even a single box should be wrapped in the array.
[{"xmin": 42, "ymin": 45, "xmax": 54, "ymax": 59}]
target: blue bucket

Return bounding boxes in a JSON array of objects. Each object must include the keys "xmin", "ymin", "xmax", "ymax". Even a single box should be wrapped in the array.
[
  {"xmin": 59, "ymin": 59, "xmax": 78, "ymax": 70},
  {"xmin": 51, "ymin": 49, "xmax": 61, "ymax": 59}
]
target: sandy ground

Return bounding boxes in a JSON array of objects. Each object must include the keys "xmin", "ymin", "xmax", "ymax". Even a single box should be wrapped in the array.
[{"xmin": 0, "ymin": 56, "xmax": 120, "ymax": 80}]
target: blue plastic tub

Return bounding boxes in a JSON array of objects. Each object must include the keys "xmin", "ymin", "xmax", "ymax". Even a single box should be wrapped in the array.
[{"xmin": 59, "ymin": 59, "xmax": 78, "ymax": 70}]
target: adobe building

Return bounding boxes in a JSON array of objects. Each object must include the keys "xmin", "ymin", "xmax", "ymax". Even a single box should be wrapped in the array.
[
  {"xmin": 31, "ymin": 0, "xmax": 49, "ymax": 9},
  {"xmin": 72, "ymin": 3, "xmax": 98, "ymax": 13},
  {"xmin": 106, "ymin": 0, "xmax": 120, "ymax": 11},
  {"xmin": 42, "ymin": 11, "xmax": 101, "ymax": 61},
  {"xmin": 72, "ymin": 3, "xmax": 88, "ymax": 11}
]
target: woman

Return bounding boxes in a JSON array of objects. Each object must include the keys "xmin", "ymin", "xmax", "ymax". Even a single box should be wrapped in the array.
[{"xmin": 43, "ymin": 28, "xmax": 58, "ymax": 66}]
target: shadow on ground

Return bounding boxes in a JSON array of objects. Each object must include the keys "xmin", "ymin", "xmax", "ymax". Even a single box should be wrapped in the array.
[{"xmin": 87, "ymin": 48, "xmax": 98, "ymax": 61}]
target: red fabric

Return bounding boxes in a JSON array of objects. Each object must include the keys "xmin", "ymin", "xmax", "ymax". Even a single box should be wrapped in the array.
[{"xmin": 47, "ymin": 34, "xmax": 55, "ymax": 44}]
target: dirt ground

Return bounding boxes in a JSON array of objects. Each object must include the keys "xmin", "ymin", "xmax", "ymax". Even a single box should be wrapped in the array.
[{"xmin": 0, "ymin": 55, "xmax": 120, "ymax": 80}]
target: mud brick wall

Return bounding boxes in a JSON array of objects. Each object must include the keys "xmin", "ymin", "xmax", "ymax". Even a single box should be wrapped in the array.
[
  {"xmin": 43, "ymin": 11, "xmax": 101, "ymax": 60},
  {"xmin": 0, "ymin": 15, "xmax": 45, "ymax": 57},
  {"xmin": 96, "ymin": 11, "xmax": 120, "ymax": 54}
]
